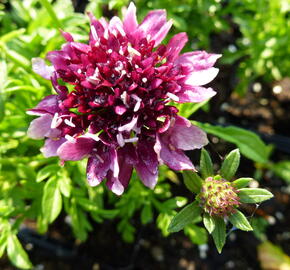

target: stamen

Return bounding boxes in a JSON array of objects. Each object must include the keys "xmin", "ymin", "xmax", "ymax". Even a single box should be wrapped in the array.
[
  {"xmin": 116, "ymin": 133, "xmax": 125, "ymax": 147},
  {"xmin": 51, "ymin": 113, "xmax": 62, "ymax": 129},
  {"xmin": 85, "ymin": 133, "xmax": 100, "ymax": 141},
  {"xmin": 127, "ymin": 43, "xmax": 141, "ymax": 56},
  {"xmin": 166, "ymin": 92, "xmax": 180, "ymax": 102},
  {"xmin": 142, "ymin": 78, "xmax": 148, "ymax": 83},
  {"xmin": 64, "ymin": 118, "xmax": 76, "ymax": 128},
  {"xmin": 131, "ymin": 94, "xmax": 142, "ymax": 112},
  {"xmin": 124, "ymin": 137, "xmax": 138, "ymax": 143},
  {"xmin": 65, "ymin": 134, "xmax": 76, "ymax": 143}
]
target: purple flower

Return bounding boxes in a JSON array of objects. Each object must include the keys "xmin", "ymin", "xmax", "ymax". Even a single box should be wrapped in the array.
[{"xmin": 28, "ymin": 3, "xmax": 221, "ymax": 195}]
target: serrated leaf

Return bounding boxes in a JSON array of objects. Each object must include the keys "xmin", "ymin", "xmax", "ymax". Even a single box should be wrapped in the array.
[
  {"xmin": 212, "ymin": 217, "xmax": 226, "ymax": 253},
  {"xmin": 42, "ymin": 176, "xmax": 62, "ymax": 223},
  {"xmin": 168, "ymin": 202, "xmax": 201, "ymax": 233},
  {"xmin": 229, "ymin": 210, "xmax": 253, "ymax": 231},
  {"xmin": 200, "ymin": 148, "xmax": 214, "ymax": 178},
  {"xmin": 183, "ymin": 170, "xmax": 203, "ymax": 193},
  {"xmin": 36, "ymin": 164, "xmax": 59, "ymax": 182},
  {"xmin": 233, "ymin": 178, "xmax": 253, "ymax": 189},
  {"xmin": 141, "ymin": 203, "xmax": 153, "ymax": 225},
  {"xmin": 7, "ymin": 234, "xmax": 32, "ymax": 269},
  {"xmin": 220, "ymin": 149, "xmax": 240, "ymax": 180},
  {"xmin": 194, "ymin": 123, "xmax": 270, "ymax": 163},
  {"xmin": 203, "ymin": 213, "xmax": 215, "ymax": 234},
  {"xmin": 238, "ymin": 188, "xmax": 273, "ymax": 203}
]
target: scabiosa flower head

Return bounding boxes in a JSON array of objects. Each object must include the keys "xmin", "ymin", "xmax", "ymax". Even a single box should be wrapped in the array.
[
  {"xmin": 197, "ymin": 177, "xmax": 240, "ymax": 217},
  {"xmin": 28, "ymin": 3, "xmax": 221, "ymax": 195}
]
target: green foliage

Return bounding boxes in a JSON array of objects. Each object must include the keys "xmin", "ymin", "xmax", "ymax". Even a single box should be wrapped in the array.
[
  {"xmin": 220, "ymin": 149, "xmax": 240, "ymax": 180},
  {"xmin": 200, "ymin": 148, "xmax": 214, "ymax": 179},
  {"xmin": 228, "ymin": 210, "xmax": 253, "ymax": 231},
  {"xmin": 0, "ymin": 0, "xmax": 283, "ymax": 266},
  {"xmin": 211, "ymin": 217, "xmax": 226, "ymax": 254},
  {"xmin": 238, "ymin": 188, "xmax": 274, "ymax": 203},
  {"xmin": 195, "ymin": 122, "xmax": 271, "ymax": 163}
]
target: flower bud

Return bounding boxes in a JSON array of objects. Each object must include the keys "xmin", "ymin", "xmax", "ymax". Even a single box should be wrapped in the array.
[{"xmin": 197, "ymin": 176, "xmax": 240, "ymax": 217}]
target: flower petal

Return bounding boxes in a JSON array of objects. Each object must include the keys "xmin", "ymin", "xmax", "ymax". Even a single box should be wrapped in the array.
[
  {"xmin": 32, "ymin": 58, "xmax": 54, "ymax": 80},
  {"xmin": 27, "ymin": 95, "xmax": 59, "ymax": 115},
  {"xmin": 27, "ymin": 114, "xmax": 53, "ymax": 139},
  {"xmin": 135, "ymin": 141, "xmax": 158, "ymax": 188},
  {"xmin": 57, "ymin": 137, "xmax": 95, "ymax": 161},
  {"xmin": 106, "ymin": 152, "xmax": 133, "ymax": 195},
  {"xmin": 158, "ymin": 135, "xmax": 195, "ymax": 171},
  {"xmin": 86, "ymin": 152, "xmax": 111, "ymax": 186},
  {"xmin": 138, "ymin": 10, "xmax": 171, "ymax": 46},
  {"xmin": 176, "ymin": 86, "xmax": 216, "ymax": 103},
  {"xmin": 184, "ymin": 67, "xmax": 219, "ymax": 86},
  {"xmin": 41, "ymin": 138, "xmax": 66, "ymax": 157},
  {"xmin": 169, "ymin": 116, "xmax": 208, "ymax": 150},
  {"xmin": 123, "ymin": 2, "xmax": 138, "ymax": 34},
  {"xmin": 166, "ymin": 33, "xmax": 188, "ymax": 62}
]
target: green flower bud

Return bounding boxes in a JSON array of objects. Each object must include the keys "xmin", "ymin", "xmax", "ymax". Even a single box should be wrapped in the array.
[{"xmin": 197, "ymin": 176, "xmax": 240, "ymax": 217}]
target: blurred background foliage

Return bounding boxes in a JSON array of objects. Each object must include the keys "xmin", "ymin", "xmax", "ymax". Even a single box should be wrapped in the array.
[{"xmin": 0, "ymin": 0, "xmax": 289, "ymax": 269}]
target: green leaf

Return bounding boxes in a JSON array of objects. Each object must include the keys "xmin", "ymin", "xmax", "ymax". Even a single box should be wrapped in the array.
[
  {"xmin": 168, "ymin": 202, "xmax": 201, "ymax": 233},
  {"xmin": 203, "ymin": 213, "xmax": 215, "ymax": 234},
  {"xmin": 0, "ymin": 231, "xmax": 8, "ymax": 258},
  {"xmin": 271, "ymin": 161, "xmax": 290, "ymax": 184},
  {"xmin": 141, "ymin": 203, "xmax": 153, "ymax": 225},
  {"xmin": 184, "ymin": 224, "xmax": 208, "ymax": 245},
  {"xmin": 229, "ymin": 210, "xmax": 253, "ymax": 231},
  {"xmin": 7, "ymin": 234, "xmax": 32, "ymax": 269},
  {"xmin": 0, "ymin": 93, "xmax": 4, "ymax": 123},
  {"xmin": 200, "ymin": 148, "xmax": 214, "ymax": 178},
  {"xmin": 220, "ymin": 149, "xmax": 240, "ymax": 180},
  {"xmin": 183, "ymin": 170, "xmax": 203, "ymax": 193},
  {"xmin": 58, "ymin": 174, "xmax": 72, "ymax": 198},
  {"xmin": 194, "ymin": 123, "xmax": 270, "ymax": 163},
  {"xmin": 238, "ymin": 188, "xmax": 273, "ymax": 203},
  {"xmin": 211, "ymin": 217, "xmax": 226, "ymax": 253},
  {"xmin": 42, "ymin": 176, "xmax": 62, "ymax": 223},
  {"xmin": 233, "ymin": 177, "xmax": 253, "ymax": 189},
  {"xmin": 36, "ymin": 164, "xmax": 59, "ymax": 183}
]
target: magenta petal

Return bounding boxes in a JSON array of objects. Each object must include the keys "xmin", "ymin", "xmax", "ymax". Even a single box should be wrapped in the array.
[
  {"xmin": 86, "ymin": 152, "xmax": 111, "ymax": 186},
  {"xmin": 41, "ymin": 138, "xmax": 66, "ymax": 157},
  {"xmin": 123, "ymin": 2, "xmax": 138, "ymax": 34},
  {"xmin": 169, "ymin": 116, "xmax": 208, "ymax": 150},
  {"xmin": 32, "ymin": 58, "xmax": 54, "ymax": 80},
  {"xmin": 60, "ymin": 30, "xmax": 74, "ymax": 42},
  {"xmin": 27, "ymin": 95, "xmax": 59, "ymax": 115},
  {"xmin": 177, "ymin": 86, "xmax": 216, "ymax": 103},
  {"xmin": 158, "ymin": 135, "xmax": 195, "ymax": 170},
  {"xmin": 175, "ymin": 51, "xmax": 222, "ymax": 70},
  {"xmin": 138, "ymin": 10, "xmax": 170, "ymax": 46},
  {"xmin": 136, "ymin": 141, "xmax": 158, "ymax": 174},
  {"xmin": 57, "ymin": 137, "xmax": 95, "ymax": 161},
  {"xmin": 135, "ymin": 141, "xmax": 158, "ymax": 188},
  {"xmin": 27, "ymin": 114, "xmax": 53, "ymax": 139},
  {"xmin": 185, "ymin": 67, "xmax": 219, "ymax": 86},
  {"xmin": 135, "ymin": 162, "xmax": 158, "ymax": 189},
  {"xmin": 151, "ymin": 19, "xmax": 173, "ymax": 47},
  {"xmin": 166, "ymin": 33, "xmax": 188, "ymax": 62},
  {"xmin": 106, "ymin": 153, "xmax": 133, "ymax": 195}
]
